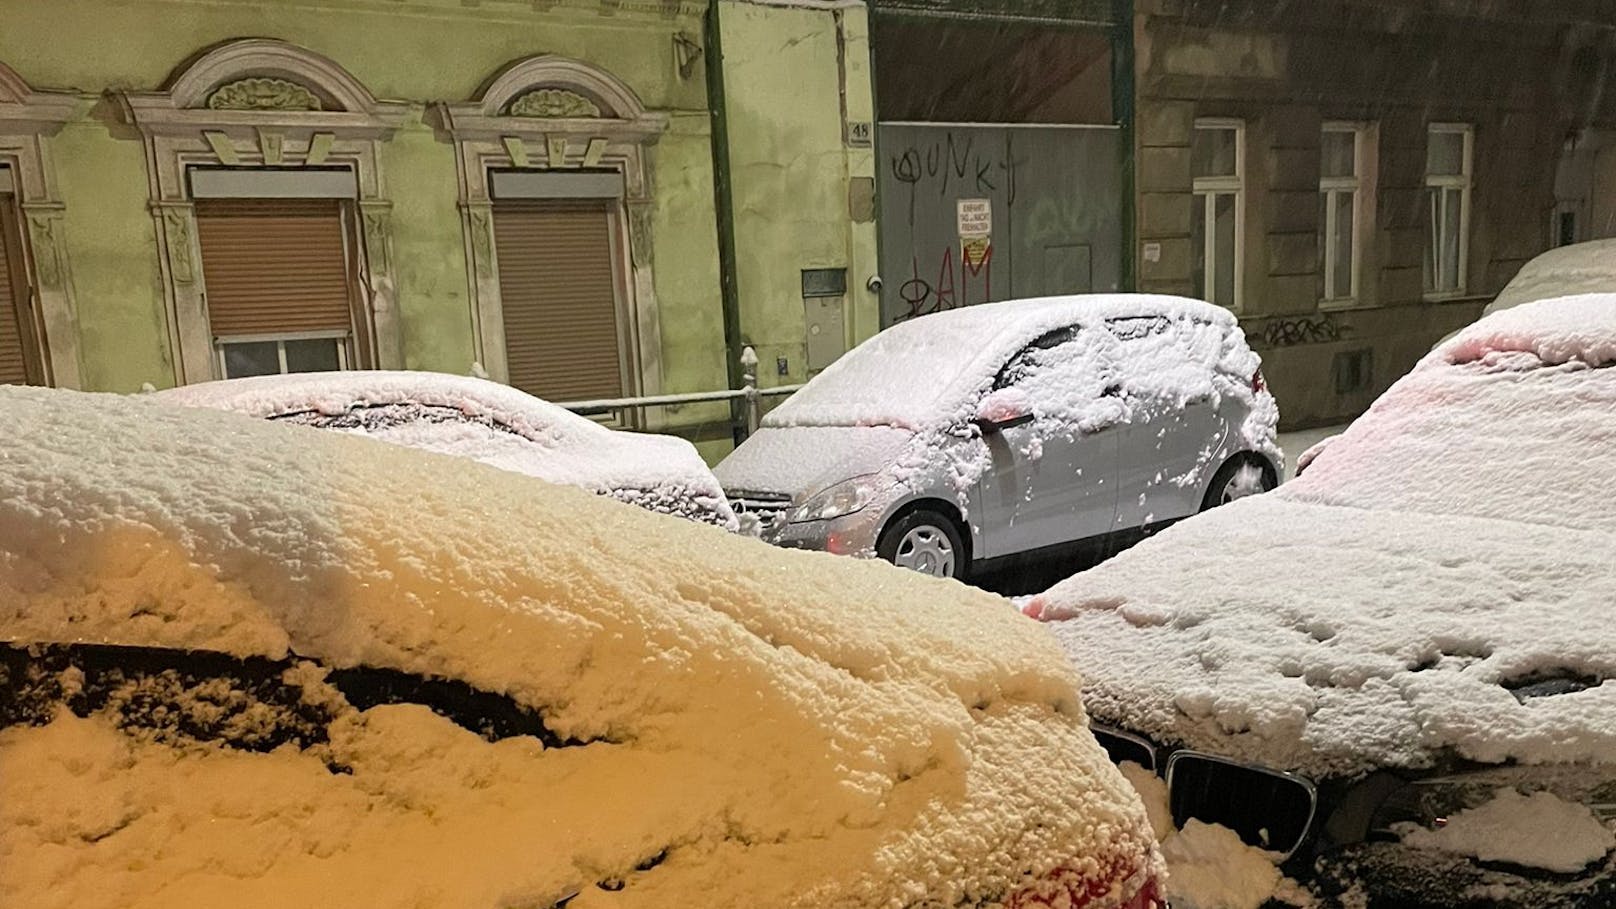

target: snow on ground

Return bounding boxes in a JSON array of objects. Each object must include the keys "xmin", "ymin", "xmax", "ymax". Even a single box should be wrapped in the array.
[
  {"xmin": 0, "ymin": 386, "xmax": 1160, "ymax": 909},
  {"xmin": 1275, "ymin": 424, "xmax": 1347, "ymax": 481},
  {"xmin": 155, "ymin": 371, "xmax": 736, "ymax": 528},
  {"xmin": 1396, "ymin": 789, "xmax": 1616, "ymax": 874},
  {"xmin": 1033, "ymin": 294, "xmax": 1616, "ymax": 780}
]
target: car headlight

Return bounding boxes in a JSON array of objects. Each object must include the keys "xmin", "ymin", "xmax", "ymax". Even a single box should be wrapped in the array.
[
  {"xmin": 789, "ymin": 475, "xmax": 879, "ymax": 524},
  {"xmin": 1362, "ymin": 765, "xmax": 1616, "ymax": 851}
]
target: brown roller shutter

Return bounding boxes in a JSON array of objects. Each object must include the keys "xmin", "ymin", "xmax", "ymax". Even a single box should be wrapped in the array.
[
  {"xmin": 493, "ymin": 201, "xmax": 625, "ymax": 402},
  {"xmin": 194, "ymin": 198, "xmax": 359, "ymax": 342},
  {"xmin": 0, "ymin": 197, "xmax": 36, "ymax": 386}
]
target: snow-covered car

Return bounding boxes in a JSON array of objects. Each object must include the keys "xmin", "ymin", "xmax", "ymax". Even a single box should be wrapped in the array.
[
  {"xmin": 155, "ymin": 370, "xmax": 737, "ymax": 531},
  {"xmin": 1434, "ymin": 238, "xmax": 1616, "ymax": 350},
  {"xmin": 1025, "ymin": 293, "xmax": 1616, "ymax": 908},
  {"xmin": 1486, "ymin": 238, "xmax": 1616, "ymax": 317},
  {"xmin": 0, "ymin": 386, "xmax": 1164, "ymax": 909},
  {"xmin": 716, "ymin": 294, "xmax": 1280, "ymax": 580}
]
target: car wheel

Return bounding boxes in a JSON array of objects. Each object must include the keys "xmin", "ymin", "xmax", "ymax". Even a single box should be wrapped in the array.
[
  {"xmin": 877, "ymin": 510, "xmax": 966, "ymax": 580},
  {"xmin": 1201, "ymin": 456, "xmax": 1275, "ymax": 511}
]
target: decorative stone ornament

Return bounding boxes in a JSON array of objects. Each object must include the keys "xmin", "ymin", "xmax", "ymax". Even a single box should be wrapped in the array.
[
  {"xmin": 507, "ymin": 88, "xmax": 600, "ymax": 119},
  {"xmin": 206, "ymin": 77, "xmax": 322, "ymax": 112}
]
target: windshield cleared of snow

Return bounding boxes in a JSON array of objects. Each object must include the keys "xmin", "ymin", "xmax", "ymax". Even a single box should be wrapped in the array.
[{"xmin": 0, "ymin": 386, "xmax": 1159, "ymax": 909}]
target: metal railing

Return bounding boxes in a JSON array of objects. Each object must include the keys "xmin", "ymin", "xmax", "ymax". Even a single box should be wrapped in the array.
[{"xmin": 556, "ymin": 346, "xmax": 802, "ymax": 435}]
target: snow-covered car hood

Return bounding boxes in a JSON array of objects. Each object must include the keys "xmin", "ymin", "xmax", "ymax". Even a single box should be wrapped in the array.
[
  {"xmin": 1031, "ymin": 294, "xmax": 1616, "ymax": 780},
  {"xmin": 714, "ymin": 425, "xmax": 916, "ymax": 499},
  {"xmin": 154, "ymin": 371, "xmax": 736, "ymax": 530},
  {"xmin": 0, "ymin": 386, "xmax": 1160, "ymax": 908}
]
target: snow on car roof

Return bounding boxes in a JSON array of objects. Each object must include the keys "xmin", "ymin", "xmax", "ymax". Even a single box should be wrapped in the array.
[
  {"xmin": 154, "ymin": 370, "xmax": 719, "ymax": 495},
  {"xmin": 1485, "ymin": 239, "xmax": 1616, "ymax": 317},
  {"xmin": 1033, "ymin": 294, "xmax": 1616, "ymax": 780},
  {"xmin": 0, "ymin": 387, "xmax": 1158, "ymax": 908},
  {"xmin": 764, "ymin": 294, "xmax": 1241, "ymax": 430}
]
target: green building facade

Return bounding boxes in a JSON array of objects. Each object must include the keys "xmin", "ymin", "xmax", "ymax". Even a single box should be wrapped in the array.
[{"xmin": 0, "ymin": 0, "xmax": 879, "ymax": 458}]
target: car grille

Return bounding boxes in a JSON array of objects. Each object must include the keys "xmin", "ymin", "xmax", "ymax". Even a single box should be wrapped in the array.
[{"xmin": 727, "ymin": 491, "xmax": 792, "ymax": 519}]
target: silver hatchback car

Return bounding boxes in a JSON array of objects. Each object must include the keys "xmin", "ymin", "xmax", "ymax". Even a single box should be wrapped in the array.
[{"xmin": 715, "ymin": 294, "xmax": 1281, "ymax": 579}]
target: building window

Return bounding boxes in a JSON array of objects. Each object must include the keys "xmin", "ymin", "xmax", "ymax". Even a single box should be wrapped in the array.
[
  {"xmin": 1, "ymin": 62, "xmax": 80, "ymax": 387},
  {"xmin": 1320, "ymin": 123, "xmax": 1367, "ymax": 305},
  {"xmin": 1424, "ymin": 123, "xmax": 1472, "ymax": 297},
  {"xmin": 117, "ymin": 39, "xmax": 408, "ymax": 384},
  {"xmin": 490, "ymin": 195, "xmax": 629, "ymax": 402},
  {"xmin": 1192, "ymin": 119, "xmax": 1244, "ymax": 310},
  {"xmin": 443, "ymin": 56, "xmax": 668, "ymax": 416},
  {"xmin": 218, "ymin": 334, "xmax": 351, "ymax": 379},
  {"xmin": 0, "ymin": 177, "xmax": 46, "ymax": 385},
  {"xmin": 193, "ymin": 197, "xmax": 369, "ymax": 380},
  {"xmin": 1552, "ymin": 201, "xmax": 1581, "ymax": 248}
]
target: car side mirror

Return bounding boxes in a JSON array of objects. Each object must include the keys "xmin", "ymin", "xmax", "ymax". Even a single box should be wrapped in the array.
[{"xmin": 973, "ymin": 388, "xmax": 1035, "ymax": 435}]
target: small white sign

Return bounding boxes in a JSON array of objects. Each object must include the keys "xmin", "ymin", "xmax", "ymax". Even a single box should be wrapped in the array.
[
  {"xmin": 847, "ymin": 121, "xmax": 873, "ymax": 148},
  {"xmin": 1142, "ymin": 241, "xmax": 1162, "ymax": 263},
  {"xmin": 957, "ymin": 198, "xmax": 992, "ymax": 238}
]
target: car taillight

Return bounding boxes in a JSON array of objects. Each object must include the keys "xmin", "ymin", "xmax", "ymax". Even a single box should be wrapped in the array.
[
  {"xmin": 1252, "ymin": 368, "xmax": 1267, "ymax": 394},
  {"xmin": 1007, "ymin": 859, "xmax": 1163, "ymax": 909},
  {"xmin": 1123, "ymin": 877, "xmax": 1166, "ymax": 909}
]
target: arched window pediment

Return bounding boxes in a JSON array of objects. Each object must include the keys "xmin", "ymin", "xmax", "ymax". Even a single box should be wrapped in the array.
[
  {"xmin": 442, "ymin": 55, "xmax": 665, "ymax": 143},
  {"xmin": 119, "ymin": 39, "xmax": 406, "ymax": 135}
]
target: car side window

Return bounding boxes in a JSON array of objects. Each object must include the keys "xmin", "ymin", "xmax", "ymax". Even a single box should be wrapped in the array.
[
  {"xmin": 993, "ymin": 326, "xmax": 1081, "ymax": 391},
  {"xmin": 1105, "ymin": 315, "xmax": 1172, "ymax": 343},
  {"xmin": 990, "ymin": 326, "xmax": 1122, "ymax": 424}
]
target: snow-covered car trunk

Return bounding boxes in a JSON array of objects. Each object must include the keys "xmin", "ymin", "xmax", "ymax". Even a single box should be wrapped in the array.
[
  {"xmin": 1028, "ymin": 294, "xmax": 1616, "ymax": 908},
  {"xmin": 154, "ymin": 371, "xmax": 738, "ymax": 531},
  {"xmin": 0, "ymin": 386, "xmax": 1161, "ymax": 909}
]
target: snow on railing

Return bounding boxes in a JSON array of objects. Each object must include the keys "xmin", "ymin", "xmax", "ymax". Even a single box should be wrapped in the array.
[{"xmin": 556, "ymin": 346, "xmax": 802, "ymax": 435}]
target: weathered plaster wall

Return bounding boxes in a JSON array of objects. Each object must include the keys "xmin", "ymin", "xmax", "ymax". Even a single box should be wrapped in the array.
[
  {"xmin": 717, "ymin": 0, "xmax": 880, "ymax": 388},
  {"xmin": 48, "ymin": 110, "xmax": 173, "ymax": 391}
]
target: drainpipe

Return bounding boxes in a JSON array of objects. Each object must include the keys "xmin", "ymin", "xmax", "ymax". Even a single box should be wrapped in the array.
[
  {"xmin": 1112, "ymin": 0, "xmax": 1137, "ymax": 292},
  {"xmin": 705, "ymin": 0, "xmax": 748, "ymax": 445}
]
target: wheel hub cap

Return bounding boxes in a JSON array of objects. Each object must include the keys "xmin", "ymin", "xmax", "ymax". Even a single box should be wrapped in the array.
[{"xmin": 894, "ymin": 526, "xmax": 955, "ymax": 578}]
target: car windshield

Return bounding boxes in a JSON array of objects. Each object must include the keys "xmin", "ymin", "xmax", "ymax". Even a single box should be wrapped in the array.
[{"xmin": 759, "ymin": 311, "xmax": 991, "ymax": 429}]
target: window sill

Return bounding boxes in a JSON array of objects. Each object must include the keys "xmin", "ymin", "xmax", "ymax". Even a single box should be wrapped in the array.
[
  {"xmin": 1421, "ymin": 291, "xmax": 1488, "ymax": 305},
  {"xmin": 1318, "ymin": 297, "xmax": 1364, "ymax": 312}
]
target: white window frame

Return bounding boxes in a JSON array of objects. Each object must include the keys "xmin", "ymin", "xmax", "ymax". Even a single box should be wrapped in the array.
[
  {"xmin": 215, "ymin": 329, "xmax": 351, "ymax": 379},
  {"xmin": 1320, "ymin": 122, "xmax": 1368, "ymax": 307},
  {"xmin": 1424, "ymin": 123, "xmax": 1473, "ymax": 300},
  {"xmin": 1192, "ymin": 118, "xmax": 1245, "ymax": 311}
]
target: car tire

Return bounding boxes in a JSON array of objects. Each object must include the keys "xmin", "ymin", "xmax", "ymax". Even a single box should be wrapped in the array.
[
  {"xmin": 877, "ymin": 509, "xmax": 967, "ymax": 580},
  {"xmin": 1200, "ymin": 455, "xmax": 1276, "ymax": 512}
]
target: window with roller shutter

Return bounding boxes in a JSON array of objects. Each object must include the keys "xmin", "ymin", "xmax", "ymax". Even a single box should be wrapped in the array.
[
  {"xmin": 193, "ymin": 198, "xmax": 368, "ymax": 379},
  {"xmin": 0, "ymin": 192, "xmax": 44, "ymax": 386},
  {"xmin": 492, "ymin": 200, "xmax": 628, "ymax": 402}
]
